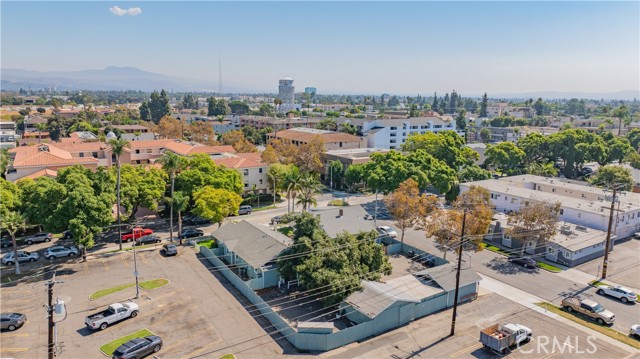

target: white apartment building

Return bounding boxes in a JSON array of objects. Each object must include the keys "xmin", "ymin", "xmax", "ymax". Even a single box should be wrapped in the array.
[
  {"xmin": 0, "ymin": 122, "xmax": 17, "ymax": 149},
  {"xmin": 486, "ymin": 103, "xmax": 533, "ymax": 119},
  {"xmin": 213, "ymin": 153, "xmax": 270, "ymax": 195},
  {"xmin": 461, "ymin": 175, "xmax": 640, "ymax": 239},
  {"xmin": 337, "ymin": 117, "xmax": 464, "ymax": 149}
]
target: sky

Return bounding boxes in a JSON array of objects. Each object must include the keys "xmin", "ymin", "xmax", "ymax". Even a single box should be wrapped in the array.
[{"xmin": 1, "ymin": 1, "xmax": 639, "ymax": 95}]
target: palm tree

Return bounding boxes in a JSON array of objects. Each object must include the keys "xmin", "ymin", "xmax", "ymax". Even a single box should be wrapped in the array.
[
  {"xmin": 158, "ymin": 152, "xmax": 185, "ymax": 243},
  {"xmin": 284, "ymin": 167, "xmax": 302, "ymax": 213},
  {"xmin": 36, "ymin": 123, "xmax": 47, "ymax": 143},
  {"xmin": 527, "ymin": 161, "xmax": 558, "ymax": 177},
  {"xmin": 109, "ymin": 138, "xmax": 131, "ymax": 250},
  {"xmin": 250, "ymin": 184, "xmax": 260, "ymax": 207},
  {"xmin": 166, "ymin": 191, "xmax": 189, "ymax": 244},
  {"xmin": 297, "ymin": 173, "xmax": 323, "ymax": 212},
  {"xmin": 1, "ymin": 211, "xmax": 26, "ymax": 275}
]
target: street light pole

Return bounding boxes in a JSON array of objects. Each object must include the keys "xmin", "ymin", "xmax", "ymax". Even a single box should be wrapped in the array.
[
  {"xmin": 133, "ymin": 244, "xmax": 140, "ymax": 299},
  {"xmin": 450, "ymin": 208, "xmax": 467, "ymax": 337},
  {"xmin": 601, "ymin": 186, "xmax": 618, "ymax": 279}
]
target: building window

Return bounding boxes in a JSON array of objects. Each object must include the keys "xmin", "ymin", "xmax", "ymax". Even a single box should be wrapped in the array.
[
  {"xmin": 243, "ymin": 169, "xmax": 249, "ymax": 176},
  {"xmin": 79, "ymin": 152, "xmax": 84, "ymax": 158},
  {"xmin": 259, "ymin": 168, "xmax": 263, "ymax": 174},
  {"xmin": 390, "ymin": 139, "xmax": 396, "ymax": 144},
  {"xmin": 578, "ymin": 213, "xmax": 581, "ymax": 218},
  {"xmin": 244, "ymin": 182, "xmax": 249, "ymax": 188},
  {"xmin": 135, "ymin": 149, "xmax": 140, "ymax": 154},
  {"xmin": 92, "ymin": 152, "xmax": 98, "ymax": 158},
  {"xmin": 390, "ymin": 126, "xmax": 397, "ymax": 130},
  {"xmin": 390, "ymin": 133, "xmax": 397, "ymax": 137},
  {"xmin": 259, "ymin": 179, "xmax": 263, "ymax": 184},
  {"xmin": 552, "ymin": 188, "xmax": 556, "ymax": 192},
  {"xmin": 339, "ymin": 142, "xmax": 343, "ymax": 148},
  {"xmin": 559, "ymin": 209, "xmax": 564, "ymax": 215},
  {"xmin": 146, "ymin": 149, "xmax": 152, "ymax": 154}
]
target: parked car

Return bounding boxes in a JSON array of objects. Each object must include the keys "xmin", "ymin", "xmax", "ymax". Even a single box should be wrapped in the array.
[
  {"xmin": 480, "ymin": 323, "xmax": 532, "ymax": 354},
  {"xmin": 2, "ymin": 251, "xmax": 39, "ymax": 266},
  {"xmin": 85, "ymin": 302, "xmax": 139, "ymax": 330},
  {"xmin": 630, "ymin": 324, "xmax": 640, "ymax": 339},
  {"xmin": 44, "ymin": 246, "xmax": 79, "ymax": 259},
  {"xmin": 162, "ymin": 244, "xmax": 178, "ymax": 256},
  {"xmin": 61, "ymin": 230, "xmax": 73, "ymax": 239},
  {"xmin": 270, "ymin": 216, "xmax": 282, "ymax": 225},
  {"xmin": 376, "ymin": 226, "xmax": 397, "ymax": 238},
  {"xmin": 597, "ymin": 285, "xmax": 637, "ymax": 304},
  {"xmin": 182, "ymin": 215, "xmax": 211, "ymax": 226},
  {"xmin": 238, "ymin": 205, "xmax": 252, "ymax": 215},
  {"xmin": 561, "ymin": 297, "xmax": 615, "ymax": 325},
  {"xmin": 24, "ymin": 232, "xmax": 53, "ymax": 245},
  {"xmin": 1, "ymin": 238, "xmax": 11, "ymax": 248},
  {"xmin": 111, "ymin": 335, "xmax": 162, "ymax": 359},
  {"xmin": 133, "ymin": 235, "xmax": 162, "ymax": 246},
  {"xmin": 508, "ymin": 255, "xmax": 537, "ymax": 269},
  {"xmin": 121, "ymin": 228, "xmax": 153, "ymax": 243},
  {"xmin": 634, "ymin": 232, "xmax": 640, "ymax": 240},
  {"xmin": 0, "ymin": 313, "xmax": 27, "ymax": 331},
  {"xmin": 178, "ymin": 228, "xmax": 204, "ymax": 239}
]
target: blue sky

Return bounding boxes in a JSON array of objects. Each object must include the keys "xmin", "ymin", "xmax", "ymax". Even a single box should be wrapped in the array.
[{"xmin": 2, "ymin": 1, "xmax": 639, "ymax": 94}]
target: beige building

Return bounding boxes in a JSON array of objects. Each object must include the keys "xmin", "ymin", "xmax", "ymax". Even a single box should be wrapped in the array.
[
  {"xmin": 213, "ymin": 152, "xmax": 270, "ymax": 194},
  {"xmin": 267, "ymin": 128, "xmax": 366, "ymax": 151}
]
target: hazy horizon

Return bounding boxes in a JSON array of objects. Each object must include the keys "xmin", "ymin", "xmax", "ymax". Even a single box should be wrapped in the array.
[{"xmin": 2, "ymin": 2, "xmax": 639, "ymax": 95}]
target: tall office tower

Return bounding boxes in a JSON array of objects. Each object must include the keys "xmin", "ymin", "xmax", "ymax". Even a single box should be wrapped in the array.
[{"xmin": 278, "ymin": 77, "xmax": 295, "ymax": 109}]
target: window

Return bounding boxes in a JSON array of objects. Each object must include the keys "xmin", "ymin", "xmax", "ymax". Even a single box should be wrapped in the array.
[
  {"xmin": 259, "ymin": 179, "xmax": 263, "ymax": 184},
  {"xmin": 559, "ymin": 209, "xmax": 564, "ymax": 215},
  {"xmin": 92, "ymin": 152, "xmax": 98, "ymax": 158},
  {"xmin": 79, "ymin": 152, "xmax": 84, "ymax": 158},
  {"xmin": 258, "ymin": 168, "xmax": 263, "ymax": 174},
  {"xmin": 434, "ymin": 125, "xmax": 442, "ymax": 128},
  {"xmin": 135, "ymin": 149, "xmax": 140, "ymax": 154},
  {"xmin": 243, "ymin": 169, "xmax": 249, "ymax": 176},
  {"xmin": 244, "ymin": 182, "xmax": 249, "ymax": 188},
  {"xmin": 339, "ymin": 142, "xmax": 343, "ymax": 148},
  {"xmin": 390, "ymin": 126, "xmax": 397, "ymax": 130},
  {"xmin": 390, "ymin": 139, "xmax": 397, "ymax": 143},
  {"xmin": 552, "ymin": 188, "xmax": 556, "ymax": 193},
  {"xmin": 390, "ymin": 132, "xmax": 397, "ymax": 137},
  {"xmin": 146, "ymin": 149, "xmax": 152, "ymax": 154}
]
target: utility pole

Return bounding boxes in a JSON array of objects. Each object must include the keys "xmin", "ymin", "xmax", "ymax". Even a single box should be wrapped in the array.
[
  {"xmin": 46, "ymin": 275, "xmax": 63, "ymax": 359},
  {"xmin": 133, "ymin": 244, "xmax": 140, "ymax": 299},
  {"xmin": 601, "ymin": 186, "xmax": 618, "ymax": 279},
  {"xmin": 450, "ymin": 209, "xmax": 467, "ymax": 337}
]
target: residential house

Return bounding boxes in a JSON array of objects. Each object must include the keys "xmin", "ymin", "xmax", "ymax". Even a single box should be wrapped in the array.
[
  {"xmin": 212, "ymin": 220, "xmax": 292, "ymax": 290},
  {"xmin": 460, "ymin": 175, "xmax": 640, "ymax": 239},
  {"xmin": 124, "ymin": 139, "xmax": 235, "ymax": 165},
  {"xmin": 267, "ymin": 128, "xmax": 367, "ymax": 151},
  {"xmin": 7, "ymin": 143, "xmax": 103, "ymax": 181},
  {"xmin": 213, "ymin": 152, "xmax": 270, "ymax": 194},
  {"xmin": 23, "ymin": 115, "xmax": 48, "ymax": 133},
  {"xmin": 309, "ymin": 205, "xmax": 378, "ymax": 238}
]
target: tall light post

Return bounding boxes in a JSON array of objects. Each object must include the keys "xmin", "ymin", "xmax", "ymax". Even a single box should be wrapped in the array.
[{"xmin": 133, "ymin": 243, "xmax": 140, "ymax": 299}]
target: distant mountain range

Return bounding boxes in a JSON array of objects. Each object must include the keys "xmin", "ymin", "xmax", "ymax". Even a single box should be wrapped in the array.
[
  {"xmin": 0, "ymin": 66, "xmax": 246, "ymax": 92},
  {"xmin": 489, "ymin": 90, "xmax": 639, "ymax": 101}
]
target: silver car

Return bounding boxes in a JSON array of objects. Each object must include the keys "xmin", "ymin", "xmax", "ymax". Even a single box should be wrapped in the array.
[
  {"xmin": 0, "ymin": 313, "xmax": 27, "ymax": 331},
  {"xmin": 2, "ymin": 251, "xmax": 39, "ymax": 265},
  {"xmin": 44, "ymin": 246, "xmax": 79, "ymax": 259},
  {"xmin": 112, "ymin": 335, "xmax": 162, "ymax": 359}
]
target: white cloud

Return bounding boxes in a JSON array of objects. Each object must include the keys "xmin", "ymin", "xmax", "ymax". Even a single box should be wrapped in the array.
[{"xmin": 109, "ymin": 6, "xmax": 142, "ymax": 16}]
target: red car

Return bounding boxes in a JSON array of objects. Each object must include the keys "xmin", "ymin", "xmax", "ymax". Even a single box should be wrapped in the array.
[{"xmin": 121, "ymin": 228, "xmax": 153, "ymax": 243}]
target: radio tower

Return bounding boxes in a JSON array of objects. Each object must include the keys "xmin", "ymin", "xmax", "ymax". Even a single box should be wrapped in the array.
[{"xmin": 218, "ymin": 53, "xmax": 223, "ymax": 95}]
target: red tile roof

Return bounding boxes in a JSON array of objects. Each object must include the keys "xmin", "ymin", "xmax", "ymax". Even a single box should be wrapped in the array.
[
  {"xmin": 213, "ymin": 157, "xmax": 265, "ymax": 169},
  {"xmin": 22, "ymin": 169, "xmax": 58, "ymax": 180},
  {"xmin": 10, "ymin": 144, "xmax": 98, "ymax": 168}
]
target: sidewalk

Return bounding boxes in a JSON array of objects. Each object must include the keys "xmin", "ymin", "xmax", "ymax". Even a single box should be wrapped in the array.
[
  {"xmin": 479, "ymin": 273, "xmax": 638, "ymax": 353},
  {"xmin": 555, "ymin": 267, "xmax": 640, "ymax": 294}
]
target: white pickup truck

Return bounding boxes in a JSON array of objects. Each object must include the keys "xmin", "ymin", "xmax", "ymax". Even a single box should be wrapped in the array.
[{"xmin": 85, "ymin": 302, "xmax": 139, "ymax": 330}]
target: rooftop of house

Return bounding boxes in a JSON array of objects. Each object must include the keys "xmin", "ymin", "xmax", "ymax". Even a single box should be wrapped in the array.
[
  {"xmin": 213, "ymin": 156, "xmax": 265, "ymax": 169},
  {"xmin": 22, "ymin": 168, "xmax": 58, "ymax": 180},
  {"xmin": 345, "ymin": 274, "xmax": 442, "ymax": 319},
  {"xmin": 212, "ymin": 220, "xmax": 292, "ymax": 269},
  {"xmin": 414, "ymin": 264, "xmax": 482, "ymax": 292},
  {"xmin": 10, "ymin": 143, "xmax": 99, "ymax": 168},
  {"xmin": 270, "ymin": 128, "xmax": 364, "ymax": 144},
  {"xmin": 127, "ymin": 139, "xmax": 236, "ymax": 156}
]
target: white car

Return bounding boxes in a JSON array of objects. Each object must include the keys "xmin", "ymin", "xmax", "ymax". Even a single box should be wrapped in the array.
[
  {"xmin": 44, "ymin": 246, "xmax": 79, "ymax": 259},
  {"xmin": 2, "ymin": 251, "xmax": 39, "ymax": 265},
  {"xmin": 376, "ymin": 226, "xmax": 397, "ymax": 238},
  {"xmin": 630, "ymin": 324, "xmax": 640, "ymax": 339},
  {"xmin": 597, "ymin": 285, "xmax": 638, "ymax": 304}
]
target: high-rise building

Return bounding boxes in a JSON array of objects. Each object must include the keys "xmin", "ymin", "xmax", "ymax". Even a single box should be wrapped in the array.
[
  {"xmin": 304, "ymin": 87, "xmax": 317, "ymax": 94},
  {"xmin": 278, "ymin": 77, "xmax": 295, "ymax": 108}
]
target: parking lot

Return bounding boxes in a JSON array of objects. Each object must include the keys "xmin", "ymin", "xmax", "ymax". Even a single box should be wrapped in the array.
[
  {"xmin": 575, "ymin": 237, "xmax": 640, "ymax": 290},
  {"xmin": 1, "ymin": 244, "xmax": 284, "ymax": 358}
]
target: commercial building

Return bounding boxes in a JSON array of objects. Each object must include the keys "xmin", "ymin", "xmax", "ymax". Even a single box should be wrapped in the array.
[
  {"xmin": 304, "ymin": 87, "xmax": 317, "ymax": 94},
  {"xmin": 460, "ymin": 175, "xmax": 640, "ymax": 239},
  {"xmin": 278, "ymin": 77, "xmax": 297, "ymax": 112},
  {"xmin": 0, "ymin": 122, "xmax": 17, "ymax": 149},
  {"xmin": 238, "ymin": 115, "xmax": 323, "ymax": 130}
]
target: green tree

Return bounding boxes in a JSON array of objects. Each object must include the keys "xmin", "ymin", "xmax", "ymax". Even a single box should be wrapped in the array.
[
  {"xmin": 149, "ymin": 90, "xmax": 171, "ymax": 124},
  {"xmin": 166, "ymin": 191, "xmax": 189, "ymax": 244},
  {"xmin": 158, "ymin": 152, "xmax": 187, "ymax": 242},
  {"xmin": 1, "ymin": 211, "xmax": 26, "ymax": 274},
  {"xmin": 0, "ymin": 178, "xmax": 20, "ymax": 219},
  {"xmin": 507, "ymin": 200, "xmax": 562, "ymax": 257},
  {"xmin": 36, "ymin": 123, "xmax": 47, "ymax": 143},
  {"xmin": 258, "ymin": 103, "xmax": 275, "ymax": 116},
  {"xmin": 181, "ymin": 94, "xmax": 198, "ymax": 110},
  {"xmin": 317, "ymin": 118, "xmax": 338, "ymax": 131},
  {"xmin": 345, "ymin": 164, "xmax": 365, "ymax": 192},
  {"xmin": 613, "ymin": 105, "xmax": 629, "ymax": 136},
  {"xmin": 479, "ymin": 128, "xmax": 491, "ymax": 143},
  {"xmin": 479, "ymin": 93, "xmax": 488, "ymax": 117},
  {"xmin": 484, "ymin": 142, "xmax": 526, "ymax": 176},
  {"xmin": 175, "ymin": 153, "xmax": 243, "ymax": 198},
  {"xmin": 605, "ymin": 137, "xmax": 633, "ymax": 164},
  {"xmin": 283, "ymin": 165, "xmax": 302, "ymax": 212},
  {"xmin": 17, "ymin": 177, "xmax": 66, "ymax": 231},
  {"xmin": 0, "ymin": 149, "xmax": 10, "ymax": 179},
  {"xmin": 626, "ymin": 128, "xmax": 640, "ymax": 151},
  {"xmin": 384, "ymin": 178, "xmax": 437, "ymax": 243},
  {"xmin": 229, "ymin": 101, "xmax": 250, "ymax": 115},
  {"xmin": 455, "ymin": 109, "xmax": 467, "ymax": 130},
  {"xmin": 119, "ymin": 165, "xmax": 167, "ymax": 221},
  {"xmin": 139, "ymin": 101, "xmax": 151, "ymax": 121},
  {"xmin": 517, "ymin": 133, "xmax": 551, "ymax": 165},
  {"xmin": 109, "ymin": 137, "xmax": 130, "ymax": 250},
  {"xmin": 526, "ymin": 160, "xmax": 558, "ymax": 177},
  {"xmin": 533, "ymin": 97, "xmax": 545, "ymax": 116},
  {"xmin": 589, "ymin": 165, "xmax": 634, "ymax": 192},
  {"xmin": 328, "ymin": 160, "xmax": 344, "ymax": 190},
  {"xmin": 296, "ymin": 173, "xmax": 323, "ymax": 211},
  {"xmin": 192, "ymin": 186, "xmax": 242, "ymax": 227}
]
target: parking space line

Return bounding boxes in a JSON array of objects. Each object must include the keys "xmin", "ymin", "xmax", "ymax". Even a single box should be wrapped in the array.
[
  {"xmin": 141, "ymin": 253, "xmax": 149, "ymax": 264},
  {"xmin": 161, "ymin": 329, "xmax": 208, "ymax": 352},
  {"xmin": 0, "ymin": 348, "xmax": 29, "ymax": 353},
  {"xmin": 120, "ymin": 256, "xmax": 129, "ymax": 268},
  {"xmin": 102, "ymin": 259, "xmax": 110, "ymax": 271},
  {"xmin": 178, "ymin": 338, "xmax": 223, "ymax": 359},
  {"xmin": 449, "ymin": 343, "xmax": 482, "ymax": 357}
]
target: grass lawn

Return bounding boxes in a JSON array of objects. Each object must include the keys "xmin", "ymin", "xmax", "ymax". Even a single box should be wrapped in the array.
[
  {"xmin": 277, "ymin": 226, "xmax": 294, "ymax": 237},
  {"xmin": 482, "ymin": 242, "xmax": 563, "ymax": 273},
  {"xmin": 106, "ymin": 243, "xmax": 159, "ymax": 253},
  {"xmin": 219, "ymin": 354, "xmax": 236, "ymax": 359},
  {"xmin": 99, "ymin": 328, "xmax": 156, "ymax": 356},
  {"xmin": 536, "ymin": 262, "xmax": 562, "ymax": 273},
  {"xmin": 253, "ymin": 205, "xmax": 276, "ymax": 212},
  {"xmin": 90, "ymin": 278, "xmax": 169, "ymax": 300},
  {"xmin": 536, "ymin": 302, "xmax": 640, "ymax": 349},
  {"xmin": 328, "ymin": 199, "xmax": 349, "ymax": 206},
  {"xmin": 197, "ymin": 239, "xmax": 216, "ymax": 249}
]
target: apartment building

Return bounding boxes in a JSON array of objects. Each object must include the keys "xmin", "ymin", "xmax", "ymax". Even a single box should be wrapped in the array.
[
  {"xmin": 467, "ymin": 126, "xmax": 523, "ymax": 143},
  {"xmin": 337, "ymin": 117, "xmax": 462, "ymax": 149},
  {"xmin": 267, "ymin": 128, "xmax": 366, "ymax": 151},
  {"xmin": 124, "ymin": 139, "xmax": 235, "ymax": 164},
  {"xmin": 461, "ymin": 175, "xmax": 640, "ymax": 239},
  {"xmin": 239, "ymin": 115, "xmax": 324, "ymax": 131},
  {"xmin": 7, "ymin": 143, "xmax": 105, "ymax": 181},
  {"xmin": 322, "ymin": 148, "xmax": 390, "ymax": 187},
  {"xmin": 0, "ymin": 122, "xmax": 17, "ymax": 149},
  {"xmin": 486, "ymin": 103, "xmax": 534, "ymax": 119},
  {"xmin": 23, "ymin": 115, "xmax": 48, "ymax": 133},
  {"xmin": 213, "ymin": 152, "xmax": 270, "ymax": 194}
]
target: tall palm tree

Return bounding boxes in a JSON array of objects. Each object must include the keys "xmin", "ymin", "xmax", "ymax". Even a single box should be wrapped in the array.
[
  {"xmin": 109, "ymin": 138, "xmax": 131, "ymax": 250},
  {"xmin": 158, "ymin": 152, "xmax": 184, "ymax": 243},
  {"xmin": 297, "ymin": 173, "xmax": 323, "ymax": 212},
  {"xmin": 1, "ymin": 211, "xmax": 26, "ymax": 275},
  {"xmin": 166, "ymin": 191, "xmax": 189, "ymax": 244},
  {"xmin": 284, "ymin": 167, "xmax": 302, "ymax": 213}
]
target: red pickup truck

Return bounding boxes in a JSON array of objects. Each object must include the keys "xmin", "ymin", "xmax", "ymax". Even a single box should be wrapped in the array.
[{"xmin": 121, "ymin": 228, "xmax": 153, "ymax": 242}]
